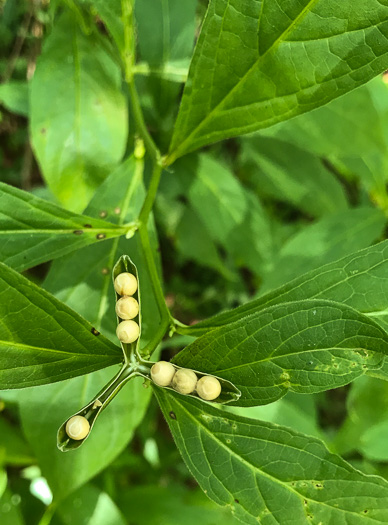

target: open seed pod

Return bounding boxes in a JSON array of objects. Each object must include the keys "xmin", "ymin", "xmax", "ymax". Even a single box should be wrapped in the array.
[
  {"xmin": 113, "ymin": 255, "xmax": 142, "ymax": 363},
  {"xmin": 57, "ymin": 365, "xmax": 135, "ymax": 451},
  {"xmin": 140, "ymin": 361, "xmax": 241, "ymax": 404}
]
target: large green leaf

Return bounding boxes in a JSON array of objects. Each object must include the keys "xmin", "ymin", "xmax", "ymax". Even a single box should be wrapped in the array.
[
  {"xmin": 44, "ymin": 158, "xmax": 161, "ymax": 348},
  {"xmin": 0, "ymin": 262, "xmax": 122, "ymax": 389},
  {"xmin": 260, "ymin": 207, "xmax": 386, "ymax": 293},
  {"xmin": 155, "ymin": 388, "xmax": 388, "ymax": 524},
  {"xmin": 118, "ymin": 484, "xmax": 241, "ymax": 525},
  {"xmin": 333, "ymin": 376, "xmax": 388, "ymax": 462},
  {"xmin": 188, "ymin": 240, "xmax": 388, "ymax": 335},
  {"xmin": 167, "ymin": 0, "xmax": 388, "ymax": 162},
  {"xmin": 240, "ymin": 136, "xmax": 348, "ymax": 217},
  {"xmin": 30, "ymin": 12, "xmax": 128, "ymax": 211},
  {"xmin": 18, "ymin": 369, "xmax": 151, "ymax": 500},
  {"xmin": 174, "ymin": 154, "xmax": 273, "ymax": 274},
  {"xmin": 173, "ymin": 300, "xmax": 388, "ymax": 406},
  {"xmin": 57, "ymin": 484, "xmax": 126, "ymax": 525},
  {"xmin": 0, "ymin": 182, "xmax": 130, "ymax": 272}
]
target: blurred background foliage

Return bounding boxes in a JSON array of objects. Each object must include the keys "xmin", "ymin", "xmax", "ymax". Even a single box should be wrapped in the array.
[{"xmin": 0, "ymin": 0, "xmax": 387, "ymax": 523}]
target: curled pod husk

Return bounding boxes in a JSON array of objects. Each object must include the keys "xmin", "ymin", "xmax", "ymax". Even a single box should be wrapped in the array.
[
  {"xmin": 141, "ymin": 361, "xmax": 241, "ymax": 405},
  {"xmin": 57, "ymin": 365, "xmax": 135, "ymax": 451}
]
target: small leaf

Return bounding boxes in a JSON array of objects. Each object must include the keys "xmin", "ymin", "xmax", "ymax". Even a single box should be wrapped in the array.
[
  {"xmin": 173, "ymin": 300, "xmax": 388, "ymax": 406},
  {"xmin": 0, "ymin": 81, "xmax": 29, "ymax": 116},
  {"xmin": 167, "ymin": 0, "xmax": 388, "ymax": 162},
  {"xmin": 189, "ymin": 240, "xmax": 388, "ymax": 335},
  {"xmin": 0, "ymin": 182, "xmax": 129, "ymax": 272},
  {"xmin": 0, "ymin": 262, "xmax": 122, "ymax": 389},
  {"xmin": 155, "ymin": 388, "xmax": 388, "ymax": 525}
]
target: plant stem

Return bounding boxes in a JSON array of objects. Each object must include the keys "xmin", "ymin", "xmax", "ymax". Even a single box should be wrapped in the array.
[{"xmin": 121, "ymin": 0, "xmax": 171, "ymax": 356}]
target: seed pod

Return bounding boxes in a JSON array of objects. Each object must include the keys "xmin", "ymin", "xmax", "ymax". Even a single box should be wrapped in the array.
[
  {"xmin": 65, "ymin": 415, "xmax": 90, "ymax": 440},
  {"xmin": 115, "ymin": 296, "xmax": 139, "ymax": 320},
  {"xmin": 172, "ymin": 368, "xmax": 197, "ymax": 395},
  {"xmin": 196, "ymin": 375, "xmax": 222, "ymax": 401},
  {"xmin": 114, "ymin": 272, "xmax": 138, "ymax": 296},
  {"xmin": 116, "ymin": 320, "xmax": 140, "ymax": 343},
  {"xmin": 151, "ymin": 361, "xmax": 176, "ymax": 387}
]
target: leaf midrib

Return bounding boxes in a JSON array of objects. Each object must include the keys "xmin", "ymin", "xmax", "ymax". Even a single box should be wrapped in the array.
[
  {"xmin": 171, "ymin": 395, "xmax": 385, "ymax": 522},
  {"xmin": 0, "ymin": 339, "xmax": 117, "ymax": 358},
  {"xmin": 168, "ymin": 0, "xmax": 320, "ymax": 160}
]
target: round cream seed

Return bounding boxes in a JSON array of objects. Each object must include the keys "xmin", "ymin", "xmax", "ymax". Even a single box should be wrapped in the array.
[
  {"xmin": 115, "ymin": 296, "xmax": 139, "ymax": 320},
  {"xmin": 172, "ymin": 368, "xmax": 197, "ymax": 395},
  {"xmin": 196, "ymin": 376, "xmax": 222, "ymax": 401},
  {"xmin": 114, "ymin": 272, "xmax": 138, "ymax": 296},
  {"xmin": 65, "ymin": 415, "xmax": 90, "ymax": 440},
  {"xmin": 151, "ymin": 361, "xmax": 176, "ymax": 387},
  {"xmin": 116, "ymin": 320, "xmax": 140, "ymax": 343}
]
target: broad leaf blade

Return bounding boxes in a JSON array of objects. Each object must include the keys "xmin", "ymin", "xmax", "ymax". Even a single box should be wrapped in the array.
[
  {"xmin": 0, "ymin": 262, "xmax": 122, "ymax": 389},
  {"xmin": 189, "ymin": 240, "xmax": 388, "ymax": 335},
  {"xmin": 173, "ymin": 300, "xmax": 388, "ymax": 406},
  {"xmin": 30, "ymin": 12, "xmax": 128, "ymax": 211},
  {"xmin": 155, "ymin": 388, "xmax": 388, "ymax": 524},
  {"xmin": 167, "ymin": 0, "xmax": 388, "ymax": 162},
  {"xmin": 0, "ymin": 182, "xmax": 128, "ymax": 271}
]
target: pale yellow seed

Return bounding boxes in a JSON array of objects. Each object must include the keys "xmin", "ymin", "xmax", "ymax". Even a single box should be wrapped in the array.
[
  {"xmin": 65, "ymin": 415, "xmax": 90, "ymax": 440},
  {"xmin": 115, "ymin": 296, "xmax": 139, "ymax": 320},
  {"xmin": 172, "ymin": 368, "xmax": 197, "ymax": 395},
  {"xmin": 196, "ymin": 376, "xmax": 222, "ymax": 401},
  {"xmin": 114, "ymin": 272, "xmax": 138, "ymax": 296},
  {"xmin": 151, "ymin": 361, "xmax": 176, "ymax": 387},
  {"xmin": 116, "ymin": 320, "xmax": 140, "ymax": 343}
]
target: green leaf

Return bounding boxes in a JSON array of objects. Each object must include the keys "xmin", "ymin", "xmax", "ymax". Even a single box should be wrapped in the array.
[
  {"xmin": 0, "ymin": 489, "xmax": 25, "ymax": 525},
  {"xmin": 57, "ymin": 484, "xmax": 126, "ymax": 525},
  {"xmin": 0, "ymin": 262, "xmax": 122, "ymax": 389},
  {"xmin": 175, "ymin": 206, "xmax": 235, "ymax": 279},
  {"xmin": 228, "ymin": 392, "xmax": 325, "ymax": 442},
  {"xmin": 18, "ymin": 369, "xmax": 151, "ymax": 500},
  {"xmin": 167, "ymin": 0, "xmax": 388, "ymax": 162},
  {"xmin": 260, "ymin": 207, "xmax": 386, "ymax": 293},
  {"xmin": 0, "ymin": 182, "xmax": 130, "ymax": 272},
  {"xmin": 189, "ymin": 240, "xmax": 388, "ymax": 335},
  {"xmin": 43, "ymin": 158, "xmax": 161, "ymax": 348},
  {"xmin": 0, "ymin": 416, "xmax": 34, "ymax": 466},
  {"xmin": 333, "ymin": 376, "xmax": 388, "ymax": 461},
  {"xmin": 173, "ymin": 300, "xmax": 388, "ymax": 406},
  {"xmin": 30, "ymin": 12, "xmax": 128, "ymax": 211},
  {"xmin": 117, "ymin": 484, "xmax": 241, "ymax": 525},
  {"xmin": 175, "ymin": 154, "xmax": 272, "ymax": 274},
  {"xmin": 0, "ymin": 81, "xmax": 29, "ymax": 116},
  {"xmin": 155, "ymin": 388, "xmax": 388, "ymax": 524},
  {"xmin": 241, "ymin": 136, "xmax": 348, "ymax": 217}
]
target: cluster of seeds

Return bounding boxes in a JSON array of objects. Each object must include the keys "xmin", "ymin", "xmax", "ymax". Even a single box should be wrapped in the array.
[
  {"xmin": 114, "ymin": 272, "xmax": 140, "ymax": 344},
  {"xmin": 151, "ymin": 361, "xmax": 222, "ymax": 401}
]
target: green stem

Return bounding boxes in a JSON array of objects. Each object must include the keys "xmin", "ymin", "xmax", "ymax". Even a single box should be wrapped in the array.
[
  {"xmin": 37, "ymin": 504, "xmax": 57, "ymax": 525},
  {"xmin": 122, "ymin": 0, "xmax": 171, "ymax": 355}
]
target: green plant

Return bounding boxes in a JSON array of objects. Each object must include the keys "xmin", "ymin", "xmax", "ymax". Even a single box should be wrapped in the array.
[{"xmin": 1, "ymin": 0, "xmax": 388, "ymax": 524}]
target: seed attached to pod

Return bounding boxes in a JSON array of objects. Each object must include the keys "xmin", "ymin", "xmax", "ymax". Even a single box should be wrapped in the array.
[
  {"xmin": 196, "ymin": 375, "xmax": 222, "ymax": 401},
  {"xmin": 115, "ymin": 296, "xmax": 139, "ymax": 320},
  {"xmin": 172, "ymin": 368, "xmax": 197, "ymax": 395},
  {"xmin": 151, "ymin": 361, "xmax": 176, "ymax": 387},
  {"xmin": 114, "ymin": 272, "xmax": 138, "ymax": 296},
  {"xmin": 116, "ymin": 320, "xmax": 140, "ymax": 343},
  {"xmin": 65, "ymin": 415, "xmax": 90, "ymax": 440}
]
